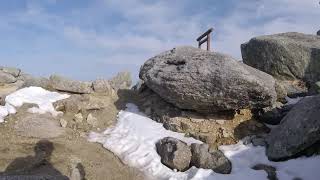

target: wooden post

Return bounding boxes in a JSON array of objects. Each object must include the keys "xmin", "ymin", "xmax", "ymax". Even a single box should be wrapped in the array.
[
  {"xmin": 207, "ymin": 33, "xmax": 211, "ymax": 51},
  {"xmin": 196, "ymin": 28, "xmax": 213, "ymax": 51}
]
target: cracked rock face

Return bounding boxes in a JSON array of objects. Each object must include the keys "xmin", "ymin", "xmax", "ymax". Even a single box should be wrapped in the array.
[{"xmin": 140, "ymin": 46, "xmax": 276, "ymax": 113}]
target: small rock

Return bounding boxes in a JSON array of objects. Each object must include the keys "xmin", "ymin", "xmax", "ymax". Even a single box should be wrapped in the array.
[
  {"xmin": 190, "ymin": 143, "xmax": 232, "ymax": 174},
  {"xmin": 74, "ymin": 113, "xmax": 83, "ymax": 123},
  {"xmin": 156, "ymin": 137, "xmax": 192, "ymax": 171},
  {"xmin": 0, "ymin": 71, "xmax": 16, "ymax": 84},
  {"xmin": 50, "ymin": 74, "xmax": 93, "ymax": 94},
  {"xmin": 252, "ymin": 164, "xmax": 278, "ymax": 180},
  {"xmin": 86, "ymin": 113, "xmax": 98, "ymax": 127},
  {"xmin": 60, "ymin": 118, "xmax": 68, "ymax": 128}
]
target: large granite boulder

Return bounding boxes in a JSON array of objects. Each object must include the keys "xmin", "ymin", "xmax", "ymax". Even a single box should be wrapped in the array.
[
  {"xmin": 156, "ymin": 137, "xmax": 192, "ymax": 171},
  {"xmin": 49, "ymin": 75, "xmax": 93, "ymax": 94},
  {"xmin": 266, "ymin": 95, "xmax": 320, "ymax": 161},
  {"xmin": 241, "ymin": 32, "xmax": 320, "ymax": 97},
  {"xmin": 190, "ymin": 143, "xmax": 231, "ymax": 174},
  {"xmin": 140, "ymin": 46, "xmax": 277, "ymax": 113}
]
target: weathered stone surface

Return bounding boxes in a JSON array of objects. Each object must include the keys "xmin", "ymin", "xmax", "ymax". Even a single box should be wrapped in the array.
[
  {"xmin": 136, "ymin": 86, "xmax": 270, "ymax": 149},
  {"xmin": 190, "ymin": 143, "xmax": 232, "ymax": 174},
  {"xmin": 242, "ymin": 32, "xmax": 320, "ymax": 89},
  {"xmin": 109, "ymin": 71, "xmax": 132, "ymax": 90},
  {"xmin": 18, "ymin": 73, "xmax": 51, "ymax": 89},
  {"xmin": 0, "ymin": 66, "xmax": 21, "ymax": 77},
  {"xmin": 0, "ymin": 71, "xmax": 16, "ymax": 84},
  {"xmin": 140, "ymin": 46, "xmax": 276, "ymax": 113},
  {"xmin": 14, "ymin": 113, "xmax": 65, "ymax": 138},
  {"xmin": 50, "ymin": 75, "xmax": 93, "ymax": 94},
  {"xmin": 86, "ymin": 113, "xmax": 98, "ymax": 127},
  {"xmin": 155, "ymin": 137, "xmax": 192, "ymax": 171},
  {"xmin": 266, "ymin": 95, "xmax": 320, "ymax": 161},
  {"xmin": 93, "ymin": 79, "xmax": 114, "ymax": 94}
]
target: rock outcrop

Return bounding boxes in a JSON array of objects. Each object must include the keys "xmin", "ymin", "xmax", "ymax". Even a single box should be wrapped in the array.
[
  {"xmin": 134, "ymin": 84, "xmax": 270, "ymax": 150},
  {"xmin": 50, "ymin": 75, "xmax": 93, "ymax": 94},
  {"xmin": 140, "ymin": 46, "xmax": 277, "ymax": 113},
  {"xmin": 155, "ymin": 137, "xmax": 192, "ymax": 171},
  {"xmin": 190, "ymin": 143, "xmax": 231, "ymax": 174},
  {"xmin": 241, "ymin": 32, "xmax": 320, "ymax": 98},
  {"xmin": 317, "ymin": 30, "xmax": 320, "ymax": 36},
  {"xmin": 266, "ymin": 95, "xmax": 320, "ymax": 161}
]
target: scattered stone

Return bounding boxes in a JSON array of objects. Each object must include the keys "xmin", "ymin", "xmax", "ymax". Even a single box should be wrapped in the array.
[
  {"xmin": 155, "ymin": 137, "xmax": 192, "ymax": 171},
  {"xmin": 86, "ymin": 113, "xmax": 98, "ymax": 127},
  {"xmin": 140, "ymin": 46, "xmax": 276, "ymax": 113},
  {"xmin": 50, "ymin": 74, "xmax": 93, "ymax": 94},
  {"xmin": 252, "ymin": 164, "xmax": 278, "ymax": 180},
  {"xmin": 109, "ymin": 71, "xmax": 132, "ymax": 91},
  {"xmin": 266, "ymin": 95, "xmax": 320, "ymax": 161},
  {"xmin": 74, "ymin": 113, "xmax": 84, "ymax": 123},
  {"xmin": 14, "ymin": 113, "xmax": 65, "ymax": 138},
  {"xmin": 190, "ymin": 143, "xmax": 232, "ymax": 174},
  {"xmin": 0, "ymin": 71, "xmax": 16, "ymax": 84},
  {"xmin": 242, "ymin": 32, "xmax": 320, "ymax": 96},
  {"xmin": 60, "ymin": 118, "xmax": 68, "ymax": 128}
]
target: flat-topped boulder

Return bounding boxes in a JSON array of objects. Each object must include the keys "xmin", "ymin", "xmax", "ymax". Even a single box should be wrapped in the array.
[
  {"xmin": 241, "ymin": 32, "xmax": 320, "ymax": 97},
  {"xmin": 139, "ymin": 46, "xmax": 277, "ymax": 113},
  {"xmin": 49, "ymin": 75, "xmax": 93, "ymax": 94}
]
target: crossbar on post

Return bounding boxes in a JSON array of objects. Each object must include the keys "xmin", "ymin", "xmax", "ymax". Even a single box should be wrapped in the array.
[{"xmin": 197, "ymin": 28, "xmax": 213, "ymax": 51}]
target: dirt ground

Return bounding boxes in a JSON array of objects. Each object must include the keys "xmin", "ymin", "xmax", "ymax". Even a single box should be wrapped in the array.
[{"xmin": 0, "ymin": 107, "xmax": 145, "ymax": 180}]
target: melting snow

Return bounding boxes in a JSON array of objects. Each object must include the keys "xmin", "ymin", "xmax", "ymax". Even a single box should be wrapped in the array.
[
  {"xmin": 0, "ymin": 86, "xmax": 70, "ymax": 122},
  {"xmin": 89, "ymin": 103, "xmax": 320, "ymax": 180}
]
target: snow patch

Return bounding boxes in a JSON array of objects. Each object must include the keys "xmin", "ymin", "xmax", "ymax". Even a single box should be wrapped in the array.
[
  {"xmin": 89, "ymin": 103, "xmax": 320, "ymax": 180},
  {"xmin": 0, "ymin": 86, "xmax": 70, "ymax": 122}
]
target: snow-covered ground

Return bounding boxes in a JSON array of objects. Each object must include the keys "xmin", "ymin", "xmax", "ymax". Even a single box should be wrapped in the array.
[
  {"xmin": 0, "ymin": 86, "xmax": 70, "ymax": 122},
  {"xmin": 89, "ymin": 103, "xmax": 320, "ymax": 180}
]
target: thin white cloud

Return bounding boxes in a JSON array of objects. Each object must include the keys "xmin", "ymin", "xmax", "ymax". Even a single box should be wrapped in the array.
[{"xmin": 0, "ymin": 0, "xmax": 319, "ymax": 79}]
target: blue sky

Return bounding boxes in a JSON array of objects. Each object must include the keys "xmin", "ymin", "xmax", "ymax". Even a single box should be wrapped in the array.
[{"xmin": 0, "ymin": 0, "xmax": 319, "ymax": 81}]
